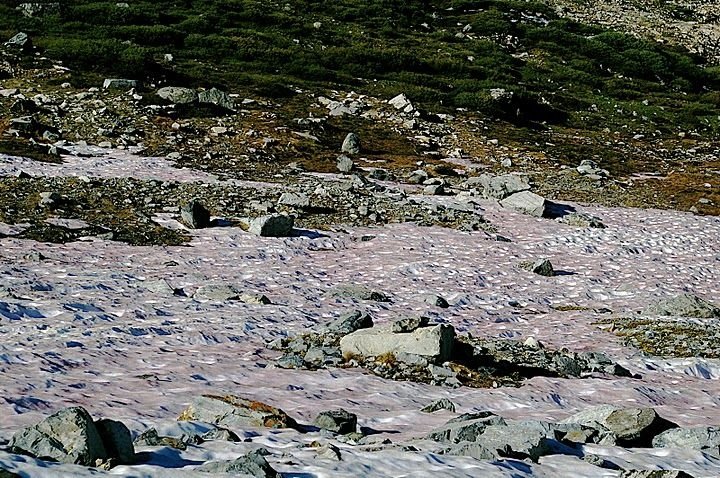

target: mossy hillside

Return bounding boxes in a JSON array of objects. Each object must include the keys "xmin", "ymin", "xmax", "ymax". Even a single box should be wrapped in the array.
[{"xmin": 0, "ymin": 0, "xmax": 718, "ymax": 138}]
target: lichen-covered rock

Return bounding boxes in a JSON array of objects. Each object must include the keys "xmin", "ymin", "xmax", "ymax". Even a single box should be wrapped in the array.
[
  {"xmin": 178, "ymin": 395, "xmax": 298, "ymax": 430},
  {"xmin": 499, "ymin": 191, "xmax": 547, "ymax": 217},
  {"xmin": 249, "ymin": 214, "xmax": 294, "ymax": 237},
  {"xmin": 652, "ymin": 426, "xmax": 720, "ymax": 458}
]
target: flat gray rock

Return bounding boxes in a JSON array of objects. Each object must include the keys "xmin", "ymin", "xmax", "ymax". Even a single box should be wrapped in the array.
[
  {"xmin": 157, "ymin": 86, "xmax": 198, "ymax": 104},
  {"xmin": 652, "ymin": 426, "xmax": 720, "ymax": 457},
  {"xmin": 314, "ymin": 409, "xmax": 357, "ymax": 434},
  {"xmin": 178, "ymin": 394, "xmax": 298, "ymax": 430},
  {"xmin": 197, "ymin": 449, "xmax": 280, "ymax": 477},
  {"xmin": 499, "ymin": 191, "xmax": 547, "ymax": 217},
  {"xmin": 340, "ymin": 324, "xmax": 455, "ymax": 362}
]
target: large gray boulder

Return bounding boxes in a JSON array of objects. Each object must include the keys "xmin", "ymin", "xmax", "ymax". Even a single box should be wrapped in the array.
[
  {"xmin": 197, "ymin": 449, "xmax": 280, "ymax": 477},
  {"xmin": 340, "ymin": 324, "xmax": 455, "ymax": 363},
  {"xmin": 249, "ymin": 214, "xmax": 294, "ymax": 237},
  {"xmin": 652, "ymin": 426, "xmax": 720, "ymax": 458},
  {"xmin": 198, "ymin": 87, "xmax": 235, "ymax": 111},
  {"xmin": 8, "ymin": 407, "xmax": 107, "ymax": 465},
  {"xmin": 178, "ymin": 394, "xmax": 298, "ymax": 430},
  {"xmin": 561, "ymin": 405, "xmax": 677, "ymax": 447},
  {"xmin": 641, "ymin": 294, "xmax": 720, "ymax": 319},
  {"xmin": 499, "ymin": 191, "xmax": 547, "ymax": 217},
  {"xmin": 157, "ymin": 86, "xmax": 198, "ymax": 104}
]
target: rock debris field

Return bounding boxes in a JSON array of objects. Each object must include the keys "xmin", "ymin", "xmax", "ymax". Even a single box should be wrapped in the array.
[{"xmin": 1, "ymin": 150, "xmax": 720, "ymax": 477}]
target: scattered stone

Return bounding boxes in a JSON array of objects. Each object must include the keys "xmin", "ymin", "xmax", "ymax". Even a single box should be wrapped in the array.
[
  {"xmin": 641, "ymin": 294, "xmax": 720, "ymax": 319},
  {"xmin": 329, "ymin": 284, "xmax": 390, "ymax": 302},
  {"xmin": 157, "ymin": 86, "xmax": 198, "ymax": 104},
  {"xmin": 39, "ymin": 191, "xmax": 61, "ymax": 208},
  {"xmin": 340, "ymin": 323, "xmax": 455, "ymax": 362},
  {"xmin": 5, "ymin": 32, "xmax": 31, "ymax": 51},
  {"xmin": 178, "ymin": 395, "xmax": 298, "ymax": 429},
  {"xmin": 620, "ymin": 472, "xmax": 695, "ymax": 478},
  {"xmin": 341, "ymin": 132, "xmax": 361, "ymax": 155},
  {"xmin": 314, "ymin": 443, "xmax": 342, "ymax": 461},
  {"xmin": 197, "ymin": 449, "xmax": 280, "ymax": 477},
  {"xmin": 577, "ymin": 160, "xmax": 609, "ymax": 178},
  {"xmin": 249, "ymin": 214, "xmax": 294, "ymax": 237},
  {"xmin": 388, "ymin": 93, "xmax": 414, "ymax": 113},
  {"xmin": 240, "ymin": 293, "xmax": 271, "ymax": 305},
  {"xmin": 102, "ymin": 79, "xmax": 138, "ymax": 90},
  {"xmin": 407, "ymin": 169, "xmax": 429, "ymax": 184},
  {"xmin": 424, "ymin": 294, "xmax": 450, "ymax": 308},
  {"xmin": 421, "ymin": 398, "xmax": 457, "ymax": 413},
  {"xmin": 278, "ymin": 192, "xmax": 310, "ymax": 208},
  {"xmin": 314, "ymin": 409, "xmax": 357, "ymax": 434},
  {"xmin": 193, "ymin": 284, "xmax": 241, "ymax": 301},
  {"xmin": 198, "ymin": 87, "xmax": 235, "ymax": 111},
  {"xmin": 320, "ymin": 310, "xmax": 374, "ymax": 335},
  {"xmin": 180, "ymin": 199, "xmax": 211, "ymax": 229},
  {"xmin": 201, "ymin": 427, "xmax": 241, "ymax": 442},
  {"xmin": 519, "ymin": 258, "xmax": 555, "ymax": 277},
  {"xmin": 467, "ymin": 423, "xmax": 560, "ymax": 462},
  {"xmin": 133, "ymin": 428, "xmax": 187, "ymax": 450},
  {"xmin": 559, "ymin": 212, "xmax": 606, "ymax": 228},
  {"xmin": 499, "ymin": 191, "xmax": 547, "ymax": 217}
]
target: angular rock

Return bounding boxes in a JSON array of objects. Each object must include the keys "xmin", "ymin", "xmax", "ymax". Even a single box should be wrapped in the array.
[
  {"xmin": 652, "ymin": 426, "xmax": 720, "ymax": 458},
  {"xmin": 198, "ymin": 87, "xmax": 235, "ymax": 111},
  {"xmin": 103, "ymin": 79, "xmax": 138, "ymax": 90},
  {"xmin": 314, "ymin": 409, "xmax": 357, "ymax": 434},
  {"xmin": 178, "ymin": 395, "xmax": 298, "ymax": 430},
  {"xmin": 341, "ymin": 132, "xmax": 361, "ymax": 155},
  {"xmin": 559, "ymin": 212, "xmax": 605, "ymax": 228},
  {"xmin": 193, "ymin": 284, "xmax": 241, "ymax": 301},
  {"xmin": 321, "ymin": 310, "xmax": 373, "ymax": 335},
  {"xmin": 561, "ymin": 405, "xmax": 677, "ymax": 447},
  {"xmin": 315, "ymin": 443, "xmax": 342, "ymax": 461},
  {"xmin": 133, "ymin": 428, "xmax": 187, "ymax": 450},
  {"xmin": 467, "ymin": 423, "xmax": 560, "ymax": 462},
  {"xmin": 336, "ymin": 154, "xmax": 354, "ymax": 173},
  {"xmin": 8, "ymin": 406, "xmax": 107, "ymax": 465},
  {"xmin": 180, "ymin": 199, "xmax": 211, "ymax": 229},
  {"xmin": 197, "ymin": 449, "xmax": 280, "ymax": 477},
  {"xmin": 641, "ymin": 294, "xmax": 720, "ymax": 319},
  {"xmin": 249, "ymin": 214, "xmax": 294, "ymax": 237},
  {"xmin": 329, "ymin": 284, "xmax": 390, "ymax": 302},
  {"xmin": 620, "ymin": 472, "xmax": 695, "ymax": 478},
  {"xmin": 201, "ymin": 427, "xmax": 241, "ymax": 442},
  {"xmin": 157, "ymin": 86, "xmax": 198, "ymax": 104},
  {"xmin": 341, "ymin": 324, "xmax": 455, "ymax": 363},
  {"xmin": 424, "ymin": 294, "xmax": 450, "ymax": 308},
  {"xmin": 500, "ymin": 191, "xmax": 547, "ymax": 217},
  {"xmin": 428, "ymin": 412, "xmax": 506, "ymax": 443},
  {"xmin": 476, "ymin": 174, "xmax": 530, "ymax": 200},
  {"xmin": 277, "ymin": 192, "xmax": 310, "ymax": 208},
  {"xmin": 240, "ymin": 293, "xmax": 271, "ymax": 305},
  {"xmin": 421, "ymin": 398, "xmax": 457, "ymax": 413},
  {"xmin": 5, "ymin": 32, "xmax": 31, "ymax": 51},
  {"xmin": 388, "ymin": 93, "xmax": 414, "ymax": 113},
  {"xmin": 519, "ymin": 258, "xmax": 555, "ymax": 277}
]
